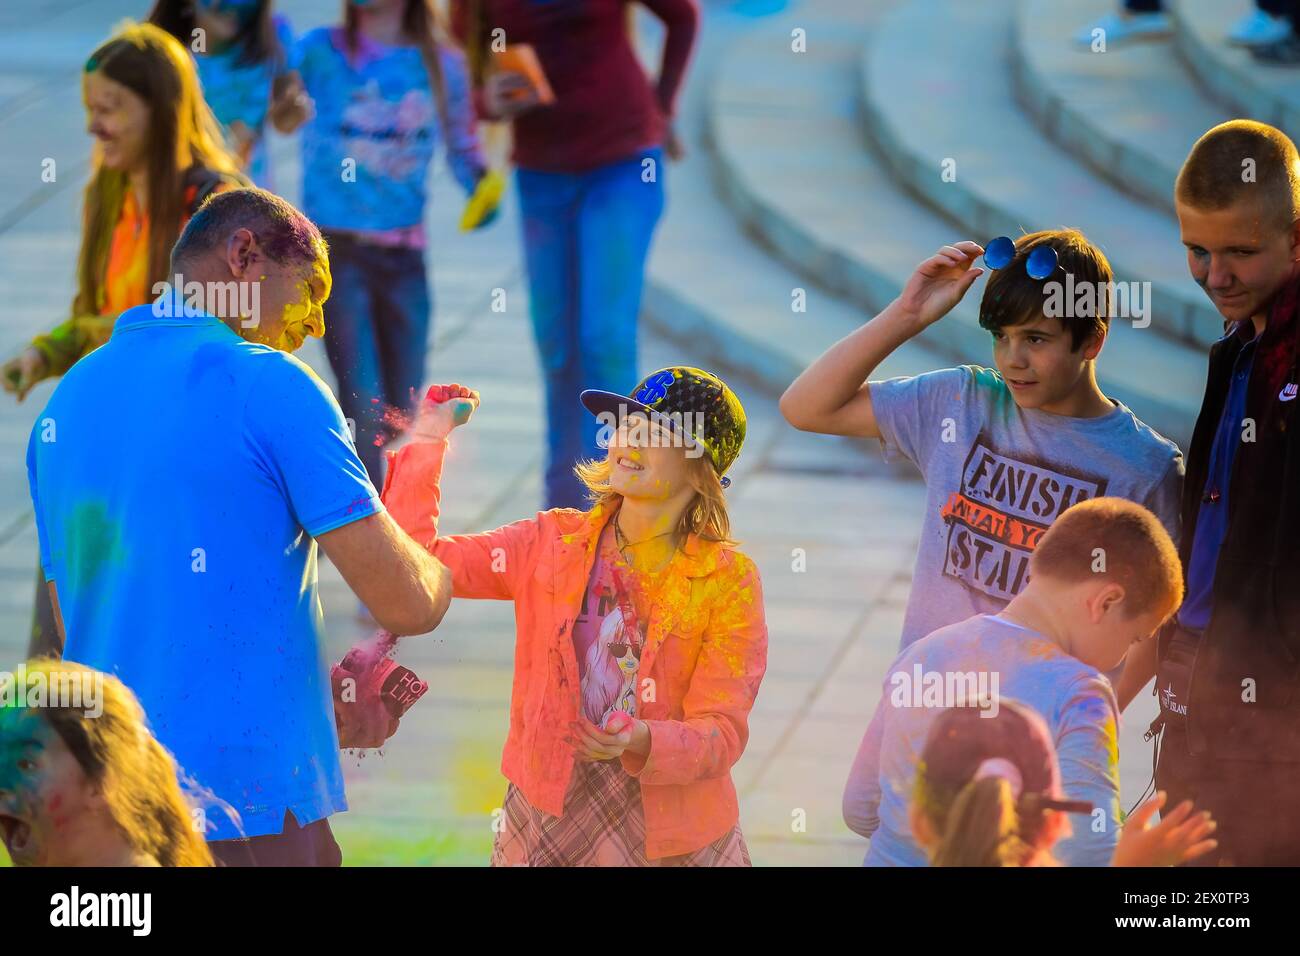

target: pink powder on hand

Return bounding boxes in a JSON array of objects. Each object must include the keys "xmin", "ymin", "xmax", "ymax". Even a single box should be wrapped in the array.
[{"xmin": 341, "ymin": 630, "xmax": 398, "ymax": 674}]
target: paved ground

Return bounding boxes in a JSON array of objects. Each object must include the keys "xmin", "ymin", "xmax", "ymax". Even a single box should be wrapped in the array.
[{"xmin": 0, "ymin": 0, "xmax": 1163, "ymax": 866}]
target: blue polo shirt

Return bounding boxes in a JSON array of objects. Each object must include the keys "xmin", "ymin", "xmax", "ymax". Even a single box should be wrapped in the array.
[
  {"xmin": 1180, "ymin": 324, "xmax": 1259, "ymax": 633},
  {"xmin": 26, "ymin": 298, "xmax": 382, "ymax": 840}
]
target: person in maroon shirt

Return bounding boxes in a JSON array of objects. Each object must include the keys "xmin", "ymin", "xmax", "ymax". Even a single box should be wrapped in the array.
[{"xmin": 452, "ymin": 0, "xmax": 699, "ymax": 508}]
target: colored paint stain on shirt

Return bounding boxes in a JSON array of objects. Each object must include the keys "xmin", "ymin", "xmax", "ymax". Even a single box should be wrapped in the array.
[{"xmin": 65, "ymin": 501, "xmax": 126, "ymax": 589}]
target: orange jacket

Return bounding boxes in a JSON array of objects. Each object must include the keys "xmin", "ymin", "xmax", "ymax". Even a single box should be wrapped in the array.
[{"xmin": 381, "ymin": 439, "xmax": 768, "ymax": 859}]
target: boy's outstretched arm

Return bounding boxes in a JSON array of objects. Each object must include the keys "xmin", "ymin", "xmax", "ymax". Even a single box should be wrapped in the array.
[{"xmin": 779, "ymin": 241, "xmax": 985, "ymax": 437}]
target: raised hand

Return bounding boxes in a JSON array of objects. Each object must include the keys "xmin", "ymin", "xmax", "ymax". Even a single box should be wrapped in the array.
[
  {"xmin": 1110, "ymin": 792, "xmax": 1218, "ymax": 867},
  {"xmin": 2, "ymin": 347, "xmax": 47, "ymax": 402},
  {"xmin": 896, "ymin": 241, "xmax": 986, "ymax": 329},
  {"xmin": 269, "ymin": 71, "xmax": 314, "ymax": 134},
  {"xmin": 409, "ymin": 383, "xmax": 480, "ymax": 444}
]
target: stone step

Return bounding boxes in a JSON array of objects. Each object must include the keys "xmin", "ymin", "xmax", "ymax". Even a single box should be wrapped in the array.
[
  {"xmin": 864, "ymin": 0, "xmax": 1224, "ymax": 361},
  {"xmin": 1013, "ymin": 0, "xmax": 1230, "ymax": 224},
  {"xmin": 864, "ymin": 0, "xmax": 1213, "ymax": 443},
  {"xmin": 642, "ymin": 0, "xmax": 953, "ymax": 426},
  {"xmin": 1171, "ymin": 0, "xmax": 1300, "ymax": 135}
]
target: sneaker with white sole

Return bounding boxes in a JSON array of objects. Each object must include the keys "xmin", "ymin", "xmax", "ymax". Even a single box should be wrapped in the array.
[
  {"xmin": 1073, "ymin": 12, "xmax": 1172, "ymax": 48},
  {"xmin": 1227, "ymin": 9, "xmax": 1292, "ymax": 47}
]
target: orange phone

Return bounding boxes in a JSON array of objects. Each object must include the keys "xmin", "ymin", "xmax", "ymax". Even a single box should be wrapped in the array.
[{"xmin": 494, "ymin": 44, "xmax": 555, "ymax": 105}]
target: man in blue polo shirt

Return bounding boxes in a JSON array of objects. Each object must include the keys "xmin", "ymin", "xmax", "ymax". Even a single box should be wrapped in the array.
[{"xmin": 25, "ymin": 188, "xmax": 451, "ymax": 865}]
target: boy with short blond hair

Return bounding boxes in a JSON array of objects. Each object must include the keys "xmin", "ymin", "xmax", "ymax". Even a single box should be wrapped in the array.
[
  {"xmin": 1160, "ymin": 119, "xmax": 1300, "ymax": 865},
  {"xmin": 844, "ymin": 498, "xmax": 1184, "ymax": 867}
]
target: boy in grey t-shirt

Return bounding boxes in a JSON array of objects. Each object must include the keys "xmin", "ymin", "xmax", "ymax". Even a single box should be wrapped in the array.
[{"xmin": 781, "ymin": 229, "xmax": 1183, "ymax": 711}]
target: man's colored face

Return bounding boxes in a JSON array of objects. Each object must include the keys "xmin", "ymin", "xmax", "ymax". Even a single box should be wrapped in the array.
[
  {"xmin": 244, "ymin": 256, "xmax": 330, "ymax": 353},
  {"xmin": 0, "ymin": 707, "xmax": 94, "ymax": 867},
  {"xmin": 83, "ymin": 71, "xmax": 150, "ymax": 174},
  {"xmin": 1177, "ymin": 198, "xmax": 1299, "ymax": 327},
  {"xmin": 990, "ymin": 315, "xmax": 1101, "ymax": 414}
]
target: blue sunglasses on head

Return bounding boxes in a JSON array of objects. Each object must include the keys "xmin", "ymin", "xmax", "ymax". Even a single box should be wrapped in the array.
[{"xmin": 983, "ymin": 236, "xmax": 1059, "ymax": 280}]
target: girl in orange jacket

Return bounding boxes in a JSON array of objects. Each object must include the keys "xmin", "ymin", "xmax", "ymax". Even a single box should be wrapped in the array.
[{"xmin": 381, "ymin": 368, "xmax": 768, "ymax": 865}]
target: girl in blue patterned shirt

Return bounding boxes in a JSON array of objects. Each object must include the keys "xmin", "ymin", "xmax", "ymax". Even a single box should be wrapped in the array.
[{"xmin": 281, "ymin": 0, "xmax": 489, "ymax": 484}]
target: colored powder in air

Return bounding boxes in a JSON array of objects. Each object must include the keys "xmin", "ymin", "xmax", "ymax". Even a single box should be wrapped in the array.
[{"xmin": 382, "ymin": 404, "xmax": 411, "ymax": 432}]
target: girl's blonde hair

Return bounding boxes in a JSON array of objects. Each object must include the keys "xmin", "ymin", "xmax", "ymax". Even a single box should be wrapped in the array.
[
  {"xmin": 20, "ymin": 658, "xmax": 214, "ymax": 867},
  {"xmin": 911, "ymin": 700, "xmax": 1068, "ymax": 867},
  {"xmin": 76, "ymin": 22, "xmax": 241, "ymax": 318},
  {"xmin": 916, "ymin": 772, "xmax": 1035, "ymax": 867},
  {"xmin": 574, "ymin": 451, "xmax": 736, "ymax": 547}
]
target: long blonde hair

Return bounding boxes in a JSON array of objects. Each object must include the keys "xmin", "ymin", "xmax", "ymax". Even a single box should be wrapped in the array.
[
  {"xmin": 917, "ymin": 773, "xmax": 1034, "ymax": 867},
  {"xmin": 76, "ymin": 22, "xmax": 240, "ymax": 317},
  {"xmin": 20, "ymin": 659, "xmax": 214, "ymax": 867},
  {"xmin": 574, "ymin": 452, "xmax": 736, "ymax": 547}
]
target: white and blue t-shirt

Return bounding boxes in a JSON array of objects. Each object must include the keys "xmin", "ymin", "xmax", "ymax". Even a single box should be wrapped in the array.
[
  {"xmin": 292, "ymin": 26, "xmax": 484, "ymax": 234},
  {"xmin": 26, "ymin": 300, "xmax": 382, "ymax": 840}
]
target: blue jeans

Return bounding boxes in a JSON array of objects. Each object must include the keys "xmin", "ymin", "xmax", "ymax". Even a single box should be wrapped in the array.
[
  {"xmin": 516, "ymin": 148, "xmax": 665, "ymax": 510},
  {"xmin": 321, "ymin": 232, "xmax": 431, "ymax": 485}
]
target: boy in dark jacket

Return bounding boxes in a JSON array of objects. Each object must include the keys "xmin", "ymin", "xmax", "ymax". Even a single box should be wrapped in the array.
[{"xmin": 1160, "ymin": 119, "xmax": 1300, "ymax": 865}]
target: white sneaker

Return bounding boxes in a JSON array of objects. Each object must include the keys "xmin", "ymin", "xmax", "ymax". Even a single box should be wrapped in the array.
[
  {"xmin": 1227, "ymin": 9, "xmax": 1292, "ymax": 47},
  {"xmin": 1073, "ymin": 12, "xmax": 1173, "ymax": 47}
]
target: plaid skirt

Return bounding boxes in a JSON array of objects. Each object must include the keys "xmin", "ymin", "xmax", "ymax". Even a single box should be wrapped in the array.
[{"xmin": 490, "ymin": 757, "xmax": 752, "ymax": 867}]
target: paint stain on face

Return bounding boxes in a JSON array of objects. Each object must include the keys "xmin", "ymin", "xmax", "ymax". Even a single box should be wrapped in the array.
[
  {"xmin": 47, "ymin": 792, "xmax": 71, "ymax": 830},
  {"xmin": 275, "ymin": 279, "xmax": 314, "ymax": 351},
  {"xmin": 0, "ymin": 709, "xmax": 59, "ymax": 862}
]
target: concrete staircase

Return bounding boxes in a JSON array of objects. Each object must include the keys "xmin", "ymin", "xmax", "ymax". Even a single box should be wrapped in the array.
[
  {"xmin": 656, "ymin": 0, "xmax": 1260, "ymax": 452},
  {"xmin": 649, "ymin": 0, "xmax": 1300, "ymax": 453},
  {"xmin": 1012, "ymin": 0, "xmax": 1230, "ymax": 221}
]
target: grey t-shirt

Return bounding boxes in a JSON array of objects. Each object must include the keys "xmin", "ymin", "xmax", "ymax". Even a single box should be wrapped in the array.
[{"xmin": 870, "ymin": 365, "xmax": 1184, "ymax": 650}]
